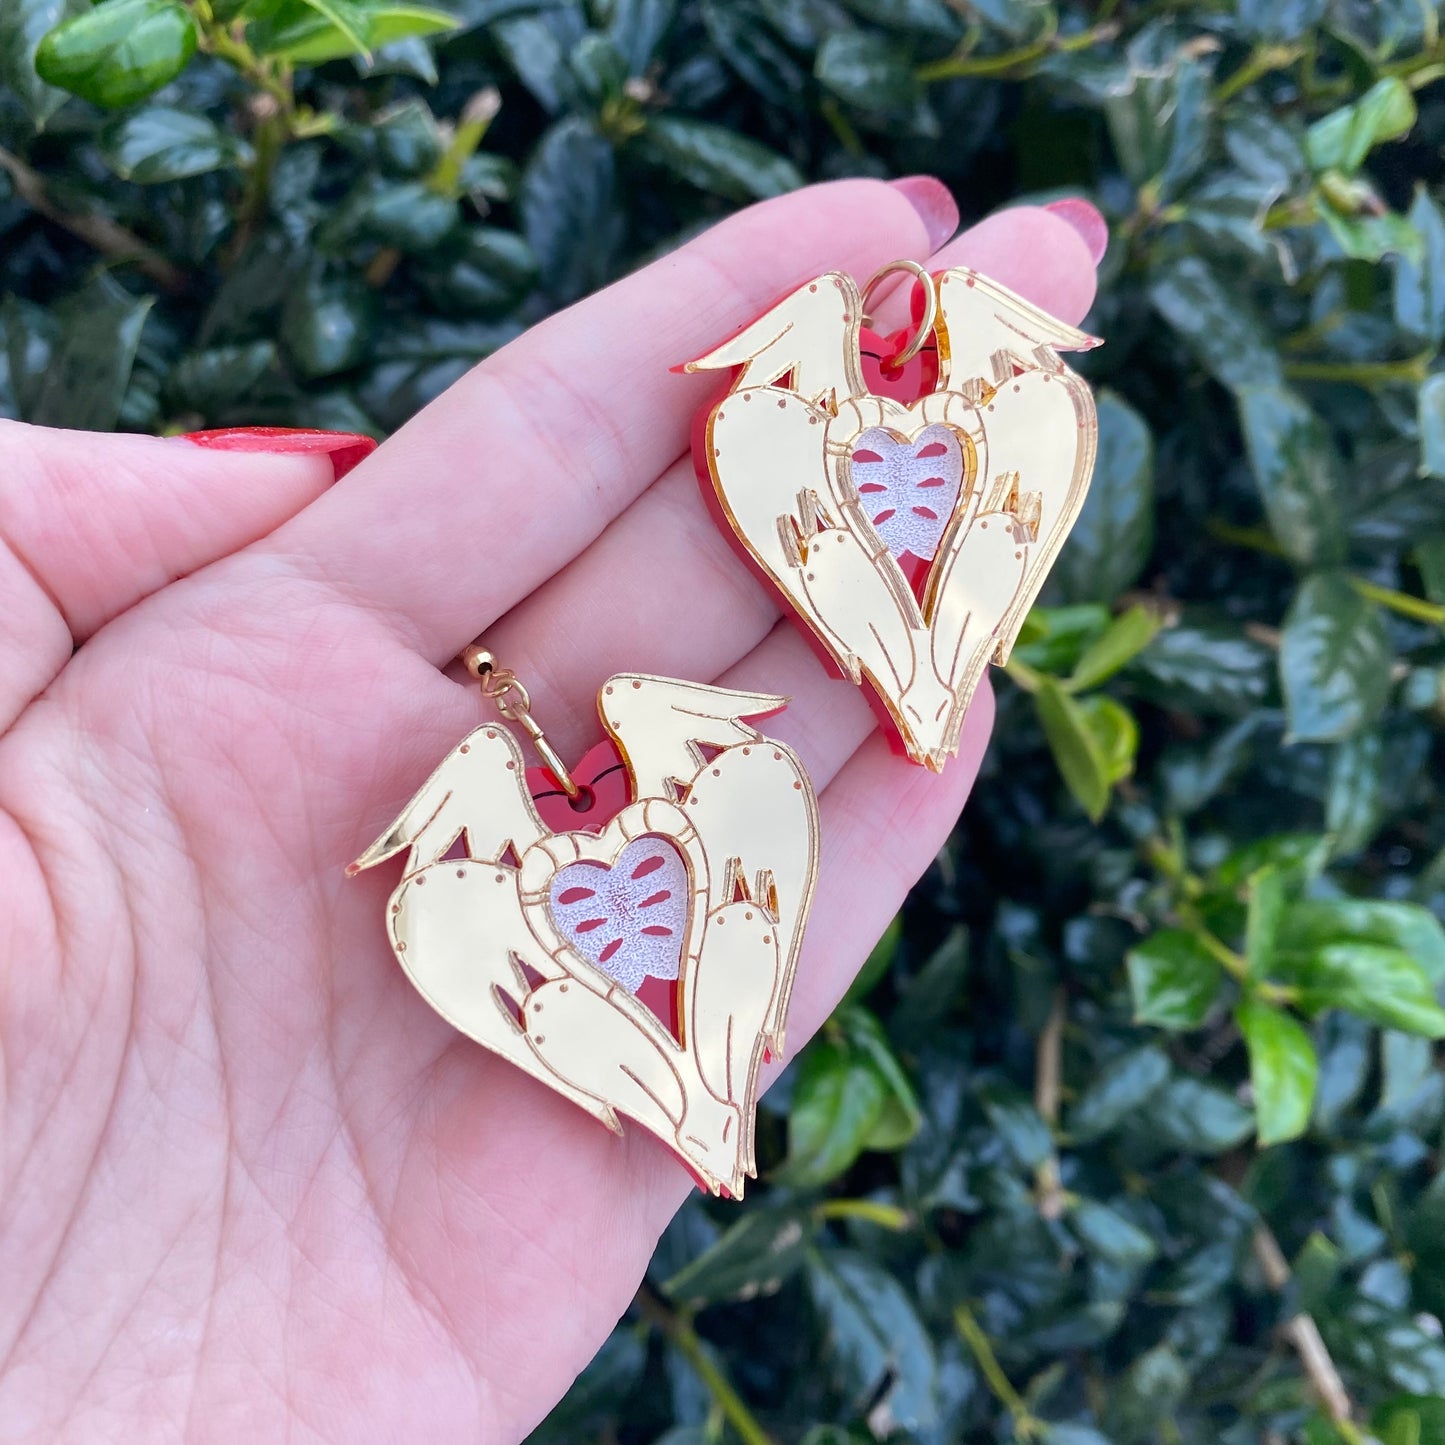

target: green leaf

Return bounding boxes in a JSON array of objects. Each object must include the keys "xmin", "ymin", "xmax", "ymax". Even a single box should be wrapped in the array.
[
  {"xmin": 165, "ymin": 339, "xmax": 276, "ymax": 415},
  {"xmin": 1067, "ymin": 606, "xmax": 1161, "ymax": 693},
  {"xmin": 247, "ymin": 0, "xmax": 456, "ymax": 63},
  {"xmin": 636, "ymin": 116, "xmax": 802, "ymax": 202},
  {"xmin": 1127, "ymin": 929, "xmax": 1224, "ymax": 1030},
  {"xmin": 418, "ymin": 228, "xmax": 538, "ymax": 317},
  {"xmin": 35, "ymin": 0, "xmax": 197, "ymax": 109},
  {"xmin": 280, "ymin": 269, "xmax": 375, "ymax": 379},
  {"xmin": 1394, "ymin": 188, "xmax": 1445, "ymax": 347},
  {"xmin": 805, "ymin": 1250, "xmax": 939, "ymax": 1436},
  {"xmin": 1034, "ymin": 676, "xmax": 1110, "ymax": 821},
  {"xmin": 1245, "ymin": 866, "xmax": 1285, "ymax": 978},
  {"xmin": 1280, "ymin": 571, "xmax": 1392, "ymax": 742},
  {"xmin": 1418, "ymin": 372, "xmax": 1445, "ymax": 479},
  {"xmin": 776, "ymin": 1038, "xmax": 886, "ymax": 1188},
  {"xmin": 1236, "ymin": 385, "xmax": 1346, "ymax": 567},
  {"xmin": 1235, "ymin": 999, "xmax": 1317, "ymax": 1145},
  {"xmin": 1012, "ymin": 603, "xmax": 1111, "ymax": 675},
  {"xmin": 840, "ymin": 1006, "xmax": 921, "ymax": 1151},
  {"xmin": 100, "ymin": 108, "xmax": 250, "ymax": 183},
  {"xmin": 1306, "ymin": 77, "xmax": 1416, "ymax": 174},
  {"xmin": 1375, "ymin": 1395, "xmax": 1445, "ymax": 1445},
  {"xmin": 1104, "ymin": 1344, "xmax": 1191, "ymax": 1442},
  {"xmin": 662, "ymin": 1206, "xmax": 813, "ymax": 1307},
  {"xmin": 1050, "ymin": 392, "xmax": 1155, "ymax": 606},
  {"xmin": 1067, "ymin": 1045, "xmax": 1171, "ymax": 1141},
  {"xmin": 1078, "ymin": 694, "xmax": 1139, "ymax": 786},
  {"xmin": 1149, "ymin": 255, "xmax": 1282, "ymax": 389},
  {"xmin": 1280, "ymin": 898, "xmax": 1445, "ymax": 984},
  {"xmin": 1289, "ymin": 943, "xmax": 1445, "ymax": 1037},
  {"xmin": 0, "ymin": 0, "xmax": 86, "ymax": 126}
]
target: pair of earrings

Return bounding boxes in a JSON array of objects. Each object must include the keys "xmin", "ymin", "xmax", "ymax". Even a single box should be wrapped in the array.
[{"xmin": 349, "ymin": 261, "xmax": 1099, "ymax": 1199}]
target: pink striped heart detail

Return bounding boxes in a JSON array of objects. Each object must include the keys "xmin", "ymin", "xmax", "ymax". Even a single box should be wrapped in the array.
[
  {"xmin": 547, "ymin": 836, "xmax": 688, "ymax": 993},
  {"xmin": 850, "ymin": 424, "xmax": 965, "ymax": 565}
]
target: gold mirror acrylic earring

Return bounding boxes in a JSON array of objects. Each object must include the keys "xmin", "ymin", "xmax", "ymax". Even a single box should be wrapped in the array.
[
  {"xmin": 349, "ymin": 652, "xmax": 819, "ymax": 1199},
  {"xmin": 688, "ymin": 263, "xmax": 1100, "ymax": 771}
]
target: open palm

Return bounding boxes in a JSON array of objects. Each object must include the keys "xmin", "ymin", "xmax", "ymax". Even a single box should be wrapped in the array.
[{"xmin": 0, "ymin": 180, "xmax": 1095, "ymax": 1443}]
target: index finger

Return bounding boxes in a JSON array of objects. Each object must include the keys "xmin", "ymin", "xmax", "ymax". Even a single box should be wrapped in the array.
[{"xmin": 260, "ymin": 178, "xmax": 948, "ymax": 659}]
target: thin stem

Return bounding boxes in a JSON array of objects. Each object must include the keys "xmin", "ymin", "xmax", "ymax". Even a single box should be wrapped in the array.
[
  {"xmin": 954, "ymin": 1305, "xmax": 1042, "ymax": 1438},
  {"xmin": 637, "ymin": 1290, "xmax": 775, "ymax": 1445},
  {"xmin": 1348, "ymin": 576, "xmax": 1445, "ymax": 628},
  {"xmin": 1284, "ymin": 354, "xmax": 1432, "ymax": 386},
  {"xmin": 1206, "ymin": 519, "xmax": 1288, "ymax": 560},
  {"xmin": 1252, "ymin": 1226, "xmax": 1362, "ymax": 1438},
  {"xmin": 917, "ymin": 15, "xmax": 1113, "ymax": 83},
  {"xmin": 813, "ymin": 1198, "xmax": 913, "ymax": 1230},
  {"xmin": 0, "ymin": 146, "xmax": 187, "ymax": 293},
  {"xmin": 1033, "ymin": 989, "xmax": 1067, "ymax": 1220},
  {"xmin": 1213, "ymin": 43, "xmax": 1305, "ymax": 105}
]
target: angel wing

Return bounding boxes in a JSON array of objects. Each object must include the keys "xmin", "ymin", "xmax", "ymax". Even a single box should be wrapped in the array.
[
  {"xmin": 348, "ymin": 722, "xmax": 547, "ymax": 875},
  {"xmin": 684, "ymin": 271, "xmax": 865, "ymax": 408}
]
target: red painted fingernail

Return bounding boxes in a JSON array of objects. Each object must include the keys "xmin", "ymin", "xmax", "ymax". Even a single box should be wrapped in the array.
[
  {"xmin": 177, "ymin": 426, "xmax": 378, "ymax": 481},
  {"xmin": 888, "ymin": 175, "xmax": 959, "ymax": 253},
  {"xmin": 1043, "ymin": 198, "xmax": 1109, "ymax": 266}
]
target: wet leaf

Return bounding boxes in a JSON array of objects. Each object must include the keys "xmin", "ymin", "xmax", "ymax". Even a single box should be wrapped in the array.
[
  {"xmin": 35, "ymin": 0, "xmax": 197, "ymax": 108},
  {"xmin": 100, "ymin": 108, "xmax": 250, "ymax": 183}
]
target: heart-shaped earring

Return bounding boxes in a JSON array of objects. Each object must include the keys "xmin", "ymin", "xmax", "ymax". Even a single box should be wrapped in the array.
[
  {"xmin": 687, "ymin": 260, "xmax": 1100, "ymax": 771},
  {"xmin": 348, "ymin": 651, "xmax": 819, "ymax": 1199}
]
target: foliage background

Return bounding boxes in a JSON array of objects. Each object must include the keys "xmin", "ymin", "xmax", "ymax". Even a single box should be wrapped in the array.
[{"xmin": 5, "ymin": 0, "xmax": 1445, "ymax": 1441}]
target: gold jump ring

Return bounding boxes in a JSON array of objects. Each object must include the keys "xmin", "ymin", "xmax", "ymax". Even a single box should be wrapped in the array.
[{"xmin": 860, "ymin": 258, "xmax": 938, "ymax": 368}]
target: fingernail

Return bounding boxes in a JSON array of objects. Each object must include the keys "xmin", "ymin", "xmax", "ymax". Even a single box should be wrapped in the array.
[
  {"xmin": 177, "ymin": 426, "xmax": 378, "ymax": 481},
  {"xmin": 1042, "ymin": 198, "xmax": 1109, "ymax": 266},
  {"xmin": 889, "ymin": 175, "xmax": 958, "ymax": 253}
]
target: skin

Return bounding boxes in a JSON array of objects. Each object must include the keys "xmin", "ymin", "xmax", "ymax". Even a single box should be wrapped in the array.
[{"xmin": 0, "ymin": 180, "xmax": 1096, "ymax": 1443}]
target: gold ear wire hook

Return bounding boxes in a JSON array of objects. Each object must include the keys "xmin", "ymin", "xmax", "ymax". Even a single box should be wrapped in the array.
[{"xmin": 461, "ymin": 645, "xmax": 581, "ymax": 801}]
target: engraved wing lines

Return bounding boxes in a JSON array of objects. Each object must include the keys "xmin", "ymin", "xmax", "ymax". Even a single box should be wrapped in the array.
[
  {"xmin": 689, "ymin": 265, "xmax": 1100, "ymax": 771},
  {"xmin": 350, "ymin": 674, "xmax": 820, "ymax": 1197}
]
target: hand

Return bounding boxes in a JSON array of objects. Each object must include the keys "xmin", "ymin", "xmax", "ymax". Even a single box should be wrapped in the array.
[{"xmin": 0, "ymin": 178, "xmax": 1096, "ymax": 1442}]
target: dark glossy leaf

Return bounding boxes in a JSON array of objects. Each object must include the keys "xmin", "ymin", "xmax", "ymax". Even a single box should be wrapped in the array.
[
  {"xmin": 519, "ymin": 117, "xmax": 621, "ymax": 305},
  {"xmin": 815, "ymin": 31, "xmax": 923, "ymax": 125},
  {"xmin": 35, "ymin": 0, "xmax": 197, "ymax": 108},
  {"xmin": 1140, "ymin": 1076, "xmax": 1255, "ymax": 1154},
  {"xmin": 1237, "ymin": 385, "xmax": 1346, "ymax": 567},
  {"xmin": 636, "ymin": 116, "xmax": 803, "ymax": 202},
  {"xmin": 1067, "ymin": 1045, "xmax": 1171, "ymax": 1141},
  {"xmin": 1148, "ymin": 255, "xmax": 1282, "ymax": 390},
  {"xmin": 1127, "ymin": 929, "xmax": 1224, "ymax": 1030},
  {"xmin": 1104, "ymin": 1344, "xmax": 1190, "ymax": 1442},
  {"xmin": 1051, "ymin": 392, "xmax": 1155, "ymax": 605},
  {"xmin": 1126, "ymin": 616, "xmax": 1274, "ymax": 717},
  {"xmin": 806, "ymin": 1249, "xmax": 939, "ymax": 1436},
  {"xmin": 604, "ymin": 0, "xmax": 675, "ymax": 75},
  {"xmin": 845, "ymin": 913, "xmax": 900, "ymax": 1004},
  {"xmin": 1325, "ymin": 728, "xmax": 1384, "ymax": 855},
  {"xmin": 280, "ymin": 270, "xmax": 375, "ymax": 378},
  {"xmin": 975, "ymin": 1078, "xmax": 1051, "ymax": 1169},
  {"xmin": 1105, "ymin": 48, "xmax": 1209, "ymax": 199},
  {"xmin": 1280, "ymin": 571, "xmax": 1392, "ymax": 742},
  {"xmin": 1069, "ymin": 1198, "xmax": 1158, "ymax": 1267},
  {"xmin": 1419, "ymin": 372, "xmax": 1445, "ymax": 478},
  {"xmin": 320, "ymin": 176, "xmax": 458, "ymax": 251},
  {"xmin": 699, "ymin": 0, "xmax": 805, "ymax": 107},
  {"xmin": 9, "ymin": 274, "xmax": 151, "ymax": 430},
  {"xmin": 418, "ymin": 227, "xmax": 537, "ymax": 315},
  {"xmin": 165, "ymin": 339, "xmax": 276, "ymax": 415},
  {"xmin": 662, "ymin": 1205, "xmax": 813, "ymax": 1307},
  {"xmin": 490, "ymin": 7, "xmax": 588, "ymax": 113},
  {"xmin": 1235, "ymin": 998, "xmax": 1317, "ymax": 1145},
  {"xmin": 1393, "ymin": 188, "xmax": 1445, "ymax": 347},
  {"xmin": 100, "ymin": 109, "xmax": 251, "ymax": 183},
  {"xmin": 0, "ymin": 0, "xmax": 86, "ymax": 126}
]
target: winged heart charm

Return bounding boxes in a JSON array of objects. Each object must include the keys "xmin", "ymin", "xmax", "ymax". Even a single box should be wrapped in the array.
[
  {"xmin": 348, "ymin": 673, "xmax": 819, "ymax": 1199},
  {"xmin": 688, "ymin": 265, "xmax": 1100, "ymax": 771}
]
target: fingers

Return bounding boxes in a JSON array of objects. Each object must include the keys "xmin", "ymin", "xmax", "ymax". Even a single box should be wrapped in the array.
[
  {"xmin": 478, "ymin": 204, "xmax": 1099, "ymax": 762},
  {"xmin": 264, "ymin": 178, "xmax": 941, "ymax": 660},
  {"xmin": 0, "ymin": 423, "xmax": 351, "ymax": 731}
]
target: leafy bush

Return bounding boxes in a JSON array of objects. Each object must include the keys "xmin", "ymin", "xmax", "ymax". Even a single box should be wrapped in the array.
[{"xmin": 5, "ymin": 1, "xmax": 1445, "ymax": 1441}]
